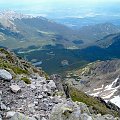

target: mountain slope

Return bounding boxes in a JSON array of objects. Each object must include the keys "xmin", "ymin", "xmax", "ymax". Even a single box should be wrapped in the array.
[
  {"xmin": 65, "ymin": 59, "xmax": 120, "ymax": 108},
  {"xmin": 0, "ymin": 11, "xmax": 84, "ymax": 49},
  {"xmin": 0, "ymin": 48, "xmax": 120, "ymax": 120},
  {"xmin": 78, "ymin": 23, "xmax": 120, "ymax": 44}
]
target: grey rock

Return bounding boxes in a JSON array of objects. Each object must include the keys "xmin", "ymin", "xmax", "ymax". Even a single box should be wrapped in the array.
[
  {"xmin": 41, "ymin": 117, "xmax": 47, "ymax": 120},
  {"xmin": 10, "ymin": 84, "xmax": 21, "ymax": 93},
  {"xmin": 30, "ymin": 75, "xmax": 37, "ymax": 79},
  {"xmin": 30, "ymin": 84, "xmax": 36, "ymax": 90},
  {"xmin": 9, "ymin": 112, "xmax": 36, "ymax": 120},
  {"xmin": 0, "ymin": 91, "xmax": 2, "ymax": 95},
  {"xmin": 77, "ymin": 102, "xmax": 91, "ymax": 115},
  {"xmin": 7, "ymin": 107, "xmax": 11, "ymax": 111},
  {"xmin": 0, "ymin": 69, "xmax": 12, "ymax": 81},
  {"xmin": 1, "ymin": 102, "xmax": 7, "ymax": 110},
  {"xmin": 37, "ymin": 95, "xmax": 43, "ymax": 99},
  {"xmin": 80, "ymin": 113, "xmax": 93, "ymax": 120},
  {"xmin": 42, "ymin": 85, "xmax": 49, "ymax": 92},
  {"xmin": 34, "ymin": 100, "xmax": 38, "ymax": 105},
  {"xmin": 103, "ymin": 114, "xmax": 114, "ymax": 120},
  {"xmin": 50, "ymin": 100, "xmax": 81, "ymax": 120},
  {"xmin": 47, "ymin": 80, "xmax": 56, "ymax": 90},
  {"xmin": 0, "ymin": 97, "xmax": 1, "ymax": 104},
  {"xmin": 37, "ymin": 77, "xmax": 46, "ymax": 84},
  {"xmin": 0, "ymin": 114, "xmax": 2, "ymax": 120},
  {"xmin": 6, "ymin": 111, "xmax": 16, "ymax": 118}
]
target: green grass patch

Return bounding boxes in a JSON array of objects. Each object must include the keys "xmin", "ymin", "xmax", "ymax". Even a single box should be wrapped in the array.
[
  {"xmin": 12, "ymin": 67, "xmax": 29, "ymax": 74},
  {"xmin": 69, "ymin": 86, "xmax": 119, "ymax": 117},
  {"xmin": 21, "ymin": 77, "xmax": 31, "ymax": 84},
  {"xmin": 0, "ymin": 59, "xmax": 29, "ymax": 75}
]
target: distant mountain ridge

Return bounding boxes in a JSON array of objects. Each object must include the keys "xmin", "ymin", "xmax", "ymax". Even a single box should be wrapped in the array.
[
  {"xmin": 0, "ymin": 11, "xmax": 84, "ymax": 49},
  {"xmin": 1, "ymin": 11, "xmax": 120, "ymax": 74},
  {"xmin": 78, "ymin": 23, "xmax": 120, "ymax": 44},
  {"xmin": 1, "ymin": 11, "xmax": 120, "ymax": 50}
]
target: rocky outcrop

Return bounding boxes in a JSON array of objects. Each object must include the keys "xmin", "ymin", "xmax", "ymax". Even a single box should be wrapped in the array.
[{"xmin": 50, "ymin": 100, "xmax": 120, "ymax": 120}]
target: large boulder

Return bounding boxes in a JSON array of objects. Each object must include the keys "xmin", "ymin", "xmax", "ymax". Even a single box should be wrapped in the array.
[
  {"xmin": 9, "ymin": 112, "xmax": 36, "ymax": 120},
  {"xmin": 0, "ymin": 69, "xmax": 12, "ymax": 81}
]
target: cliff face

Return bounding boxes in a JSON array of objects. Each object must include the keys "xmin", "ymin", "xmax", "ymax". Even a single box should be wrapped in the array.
[{"xmin": 0, "ymin": 48, "xmax": 120, "ymax": 120}]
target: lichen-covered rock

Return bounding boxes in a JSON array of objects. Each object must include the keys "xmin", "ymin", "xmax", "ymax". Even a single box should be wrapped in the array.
[
  {"xmin": 50, "ymin": 100, "xmax": 81, "ymax": 120},
  {"xmin": 76, "ymin": 102, "xmax": 91, "ymax": 115}
]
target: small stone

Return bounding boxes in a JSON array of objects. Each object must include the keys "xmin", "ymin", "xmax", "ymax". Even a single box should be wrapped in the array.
[
  {"xmin": 6, "ymin": 111, "xmax": 16, "ymax": 118},
  {"xmin": 34, "ymin": 101, "xmax": 38, "ymax": 105},
  {"xmin": 28, "ymin": 103, "xmax": 35, "ymax": 108},
  {"xmin": 9, "ymin": 112, "xmax": 36, "ymax": 120},
  {"xmin": 37, "ymin": 95, "xmax": 43, "ymax": 99},
  {"xmin": 43, "ymin": 85, "xmax": 48, "ymax": 92},
  {"xmin": 103, "ymin": 114, "xmax": 114, "ymax": 120},
  {"xmin": 81, "ymin": 113, "xmax": 93, "ymax": 120},
  {"xmin": 0, "ymin": 96, "xmax": 1, "ymax": 102},
  {"xmin": 1, "ymin": 102, "xmax": 7, "ymax": 110},
  {"xmin": 10, "ymin": 84, "xmax": 21, "ymax": 93},
  {"xmin": 41, "ymin": 117, "xmax": 47, "ymax": 120},
  {"xmin": 47, "ymin": 80, "xmax": 56, "ymax": 90},
  {"xmin": 0, "ymin": 91, "xmax": 2, "ymax": 95},
  {"xmin": 30, "ymin": 84, "xmax": 36, "ymax": 90},
  {"xmin": 0, "ymin": 114, "xmax": 2, "ymax": 120},
  {"xmin": 35, "ymin": 106, "xmax": 38, "ymax": 110},
  {"xmin": 31, "ymin": 75, "xmax": 37, "ymax": 79},
  {"xmin": 38, "ymin": 77, "xmax": 46, "ymax": 84},
  {"xmin": 7, "ymin": 107, "xmax": 11, "ymax": 111}
]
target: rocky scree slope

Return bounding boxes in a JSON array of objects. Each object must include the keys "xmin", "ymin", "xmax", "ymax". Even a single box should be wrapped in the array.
[{"xmin": 0, "ymin": 48, "xmax": 120, "ymax": 120}]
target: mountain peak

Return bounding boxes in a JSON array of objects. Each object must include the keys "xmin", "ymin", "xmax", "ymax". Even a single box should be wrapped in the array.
[{"xmin": 0, "ymin": 10, "xmax": 33, "ymax": 20}]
